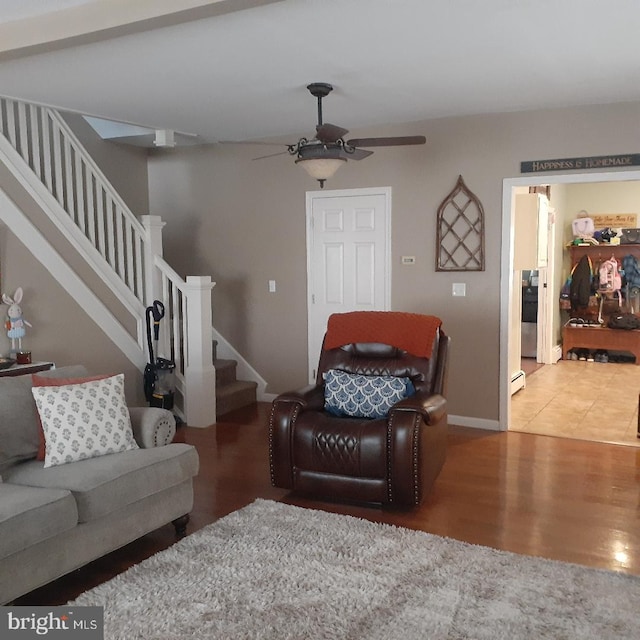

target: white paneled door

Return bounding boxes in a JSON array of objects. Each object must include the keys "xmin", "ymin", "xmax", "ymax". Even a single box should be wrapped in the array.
[{"xmin": 306, "ymin": 187, "xmax": 391, "ymax": 382}]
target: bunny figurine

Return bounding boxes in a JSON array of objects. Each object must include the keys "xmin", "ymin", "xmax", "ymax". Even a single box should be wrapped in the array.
[{"xmin": 2, "ymin": 287, "xmax": 32, "ymax": 353}]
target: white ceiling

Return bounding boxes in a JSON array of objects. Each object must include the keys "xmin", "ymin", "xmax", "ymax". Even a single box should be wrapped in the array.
[
  {"xmin": 0, "ymin": 0, "xmax": 95, "ymax": 23},
  {"xmin": 0, "ymin": 0, "xmax": 639, "ymax": 145}
]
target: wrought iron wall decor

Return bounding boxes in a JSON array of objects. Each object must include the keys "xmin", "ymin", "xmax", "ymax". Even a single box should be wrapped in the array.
[{"xmin": 436, "ymin": 175, "xmax": 485, "ymax": 271}]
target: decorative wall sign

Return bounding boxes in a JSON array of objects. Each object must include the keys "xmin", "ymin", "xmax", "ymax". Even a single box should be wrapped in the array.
[
  {"xmin": 436, "ymin": 175, "xmax": 485, "ymax": 272},
  {"xmin": 521, "ymin": 154, "xmax": 640, "ymax": 173},
  {"xmin": 591, "ymin": 213, "xmax": 637, "ymax": 228}
]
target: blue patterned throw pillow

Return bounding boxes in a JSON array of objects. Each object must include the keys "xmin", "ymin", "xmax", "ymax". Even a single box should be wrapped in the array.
[{"xmin": 323, "ymin": 369, "xmax": 415, "ymax": 419}]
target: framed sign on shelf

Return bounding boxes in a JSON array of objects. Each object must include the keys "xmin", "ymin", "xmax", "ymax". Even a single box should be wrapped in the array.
[{"xmin": 590, "ymin": 213, "xmax": 637, "ymax": 229}]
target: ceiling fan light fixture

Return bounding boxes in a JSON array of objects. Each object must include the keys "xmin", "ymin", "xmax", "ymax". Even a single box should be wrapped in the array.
[
  {"xmin": 295, "ymin": 156, "xmax": 346, "ymax": 184},
  {"xmin": 259, "ymin": 82, "xmax": 426, "ymax": 187}
]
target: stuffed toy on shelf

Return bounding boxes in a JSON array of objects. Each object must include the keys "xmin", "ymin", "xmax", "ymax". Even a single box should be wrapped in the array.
[{"xmin": 2, "ymin": 287, "xmax": 32, "ymax": 353}]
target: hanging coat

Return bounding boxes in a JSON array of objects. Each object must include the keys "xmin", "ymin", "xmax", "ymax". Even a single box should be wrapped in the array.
[{"xmin": 569, "ymin": 254, "xmax": 592, "ymax": 311}]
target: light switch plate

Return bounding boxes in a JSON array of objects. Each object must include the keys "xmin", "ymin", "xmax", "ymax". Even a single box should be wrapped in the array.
[
  {"xmin": 268, "ymin": 280, "xmax": 276, "ymax": 293},
  {"xmin": 452, "ymin": 283, "xmax": 466, "ymax": 297}
]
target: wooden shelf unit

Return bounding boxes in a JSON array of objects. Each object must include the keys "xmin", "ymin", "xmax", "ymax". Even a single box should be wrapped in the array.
[
  {"xmin": 564, "ymin": 243, "xmax": 640, "ymax": 362},
  {"xmin": 0, "ymin": 361, "xmax": 54, "ymax": 378},
  {"xmin": 562, "ymin": 325, "xmax": 640, "ymax": 363},
  {"xmin": 569, "ymin": 242, "xmax": 640, "ymax": 265}
]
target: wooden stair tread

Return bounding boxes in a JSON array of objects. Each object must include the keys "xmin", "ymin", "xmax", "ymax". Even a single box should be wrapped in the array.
[
  {"xmin": 214, "ymin": 359, "xmax": 239, "ymax": 387},
  {"xmin": 216, "ymin": 379, "xmax": 258, "ymax": 396},
  {"xmin": 216, "ymin": 380, "xmax": 258, "ymax": 417},
  {"xmin": 213, "ymin": 357, "xmax": 257, "ymax": 416},
  {"xmin": 214, "ymin": 358, "xmax": 236, "ymax": 369}
]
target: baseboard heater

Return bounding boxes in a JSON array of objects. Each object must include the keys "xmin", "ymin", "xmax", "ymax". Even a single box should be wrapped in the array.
[{"xmin": 511, "ymin": 370, "xmax": 526, "ymax": 394}]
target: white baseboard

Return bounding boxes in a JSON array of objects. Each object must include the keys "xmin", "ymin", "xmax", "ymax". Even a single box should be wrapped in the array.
[
  {"xmin": 552, "ymin": 343, "xmax": 562, "ymax": 363},
  {"xmin": 510, "ymin": 370, "xmax": 526, "ymax": 394},
  {"xmin": 449, "ymin": 414, "xmax": 501, "ymax": 431}
]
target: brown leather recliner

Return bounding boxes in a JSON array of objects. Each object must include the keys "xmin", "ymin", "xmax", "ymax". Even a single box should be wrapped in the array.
[{"xmin": 269, "ymin": 311, "xmax": 450, "ymax": 507}]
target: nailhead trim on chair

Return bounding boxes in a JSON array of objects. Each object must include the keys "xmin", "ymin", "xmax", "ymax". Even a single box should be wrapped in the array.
[
  {"xmin": 268, "ymin": 401, "xmax": 300, "ymax": 486},
  {"xmin": 387, "ymin": 411, "xmax": 422, "ymax": 505},
  {"xmin": 412, "ymin": 412, "xmax": 421, "ymax": 505},
  {"xmin": 268, "ymin": 402, "xmax": 278, "ymax": 486},
  {"xmin": 386, "ymin": 414, "xmax": 395, "ymax": 503}
]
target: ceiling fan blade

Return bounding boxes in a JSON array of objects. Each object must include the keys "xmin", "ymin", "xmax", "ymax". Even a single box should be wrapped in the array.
[
  {"xmin": 316, "ymin": 123, "xmax": 349, "ymax": 143},
  {"xmin": 345, "ymin": 148, "xmax": 374, "ymax": 161},
  {"xmin": 346, "ymin": 135, "xmax": 426, "ymax": 148},
  {"xmin": 252, "ymin": 150, "xmax": 290, "ymax": 160},
  {"xmin": 219, "ymin": 140, "xmax": 289, "ymax": 147}
]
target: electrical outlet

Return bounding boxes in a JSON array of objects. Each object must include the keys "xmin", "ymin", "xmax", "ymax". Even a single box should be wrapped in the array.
[{"xmin": 268, "ymin": 280, "xmax": 276, "ymax": 293}]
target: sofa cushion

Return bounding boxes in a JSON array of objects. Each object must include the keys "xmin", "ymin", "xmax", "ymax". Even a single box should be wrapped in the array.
[
  {"xmin": 32, "ymin": 372, "xmax": 111, "ymax": 460},
  {"xmin": 0, "ymin": 483, "xmax": 78, "ymax": 559},
  {"xmin": 4, "ymin": 443, "xmax": 199, "ymax": 523},
  {"xmin": 31, "ymin": 374, "xmax": 139, "ymax": 468},
  {"xmin": 0, "ymin": 365, "xmax": 92, "ymax": 474},
  {"xmin": 0, "ymin": 376, "xmax": 41, "ymax": 474}
]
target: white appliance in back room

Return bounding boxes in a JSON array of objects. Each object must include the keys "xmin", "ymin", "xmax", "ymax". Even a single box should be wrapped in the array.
[{"xmin": 521, "ymin": 270, "xmax": 539, "ymax": 358}]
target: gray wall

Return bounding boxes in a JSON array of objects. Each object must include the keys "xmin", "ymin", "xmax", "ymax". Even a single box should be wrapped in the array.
[
  {"xmin": 147, "ymin": 100, "xmax": 640, "ymax": 422},
  {"xmin": 0, "ymin": 223, "xmax": 146, "ymax": 404}
]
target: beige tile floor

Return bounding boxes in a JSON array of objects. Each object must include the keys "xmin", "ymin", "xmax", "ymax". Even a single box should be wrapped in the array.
[{"xmin": 510, "ymin": 360, "xmax": 640, "ymax": 447}]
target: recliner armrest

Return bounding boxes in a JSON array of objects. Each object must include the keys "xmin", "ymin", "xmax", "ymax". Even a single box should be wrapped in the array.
[
  {"xmin": 274, "ymin": 385, "xmax": 325, "ymax": 411},
  {"xmin": 270, "ymin": 385, "xmax": 324, "ymax": 490},
  {"xmin": 391, "ymin": 393, "xmax": 447, "ymax": 425},
  {"xmin": 128, "ymin": 407, "xmax": 176, "ymax": 448}
]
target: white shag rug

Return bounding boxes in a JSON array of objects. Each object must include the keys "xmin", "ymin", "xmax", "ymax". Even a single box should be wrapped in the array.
[{"xmin": 72, "ymin": 499, "xmax": 640, "ymax": 639}]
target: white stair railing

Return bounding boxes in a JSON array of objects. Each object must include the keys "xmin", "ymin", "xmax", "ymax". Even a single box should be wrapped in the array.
[
  {"xmin": 0, "ymin": 96, "xmax": 216, "ymax": 426},
  {"xmin": 0, "ymin": 98, "xmax": 146, "ymax": 305},
  {"xmin": 151, "ymin": 250, "xmax": 217, "ymax": 427}
]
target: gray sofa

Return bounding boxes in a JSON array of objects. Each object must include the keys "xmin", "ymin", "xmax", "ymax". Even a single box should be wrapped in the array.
[{"xmin": 0, "ymin": 365, "xmax": 199, "ymax": 604}]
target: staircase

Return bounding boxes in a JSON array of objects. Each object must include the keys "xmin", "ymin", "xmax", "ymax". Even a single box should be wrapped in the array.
[
  {"xmin": 216, "ymin": 359, "xmax": 257, "ymax": 416},
  {"xmin": 214, "ymin": 341, "xmax": 258, "ymax": 416},
  {"xmin": 0, "ymin": 96, "xmax": 263, "ymax": 424}
]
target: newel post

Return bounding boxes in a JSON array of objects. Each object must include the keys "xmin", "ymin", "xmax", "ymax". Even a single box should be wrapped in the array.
[
  {"xmin": 183, "ymin": 276, "xmax": 217, "ymax": 427},
  {"xmin": 141, "ymin": 215, "xmax": 166, "ymax": 305}
]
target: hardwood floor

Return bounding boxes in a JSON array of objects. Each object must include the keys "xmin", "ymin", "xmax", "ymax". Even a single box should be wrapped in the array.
[{"xmin": 15, "ymin": 402, "xmax": 640, "ymax": 605}]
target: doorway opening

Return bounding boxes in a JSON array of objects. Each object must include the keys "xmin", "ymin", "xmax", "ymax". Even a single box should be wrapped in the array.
[
  {"xmin": 501, "ymin": 169, "xmax": 640, "ymax": 444},
  {"xmin": 509, "ymin": 187, "xmax": 556, "ymax": 396}
]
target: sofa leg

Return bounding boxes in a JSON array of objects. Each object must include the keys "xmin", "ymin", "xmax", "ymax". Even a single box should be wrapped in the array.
[{"xmin": 172, "ymin": 514, "xmax": 190, "ymax": 538}]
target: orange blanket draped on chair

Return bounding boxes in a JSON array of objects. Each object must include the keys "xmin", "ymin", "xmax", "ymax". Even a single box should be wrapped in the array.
[{"xmin": 323, "ymin": 311, "xmax": 442, "ymax": 359}]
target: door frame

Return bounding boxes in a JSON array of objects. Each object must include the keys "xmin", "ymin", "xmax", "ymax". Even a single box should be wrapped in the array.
[
  {"xmin": 537, "ymin": 200, "xmax": 557, "ymax": 365},
  {"xmin": 500, "ymin": 169, "xmax": 640, "ymax": 431},
  {"xmin": 305, "ymin": 186, "xmax": 392, "ymax": 383}
]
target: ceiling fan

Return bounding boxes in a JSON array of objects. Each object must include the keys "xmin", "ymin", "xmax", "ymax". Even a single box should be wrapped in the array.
[{"xmin": 255, "ymin": 82, "xmax": 426, "ymax": 188}]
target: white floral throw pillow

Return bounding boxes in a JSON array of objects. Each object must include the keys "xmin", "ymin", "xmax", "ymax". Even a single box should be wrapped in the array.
[{"xmin": 31, "ymin": 373, "xmax": 138, "ymax": 468}]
